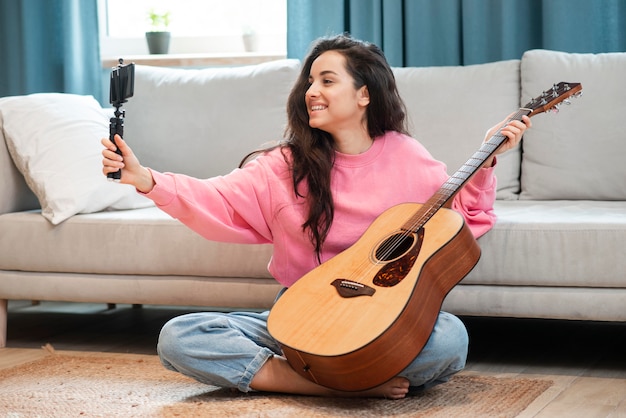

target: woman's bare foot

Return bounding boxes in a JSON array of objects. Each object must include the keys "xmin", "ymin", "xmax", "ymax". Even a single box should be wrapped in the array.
[
  {"xmin": 250, "ymin": 356, "xmax": 410, "ymax": 399},
  {"xmin": 354, "ymin": 376, "xmax": 410, "ymax": 399}
]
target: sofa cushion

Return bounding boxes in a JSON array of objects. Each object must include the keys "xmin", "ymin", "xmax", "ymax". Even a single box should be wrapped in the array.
[
  {"xmin": 393, "ymin": 59, "xmax": 521, "ymax": 200},
  {"xmin": 123, "ymin": 59, "xmax": 300, "ymax": 179},
  {"xmin": 520, "ymin": 49, "xmax": 626, "ymax": 200},
  {"xmin": 0, "ymin": 93, "xmax": 153, "ymax": 224},
  {"xmin": 0, "ymin": 207, "xmax": 273, "ymax": 279},
  {"xmin": 464, "ymin": 200, "xmax": 626, "ymax": 288}
]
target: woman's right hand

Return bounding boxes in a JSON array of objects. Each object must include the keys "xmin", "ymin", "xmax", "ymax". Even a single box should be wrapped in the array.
[{"xmin": 101, "ymin": 134, "xmax": 155, "ymax": 193}]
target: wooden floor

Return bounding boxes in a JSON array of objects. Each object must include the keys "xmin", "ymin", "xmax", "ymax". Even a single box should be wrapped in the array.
[{"xmin": 2, "ymin": 300, "xmax": 626, "ymax": 417}]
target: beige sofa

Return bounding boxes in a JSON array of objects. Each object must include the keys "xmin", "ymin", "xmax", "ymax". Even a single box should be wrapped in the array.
[{"xmin": 1, "ymin": 49, "xmax": 625, "ymax": 347}]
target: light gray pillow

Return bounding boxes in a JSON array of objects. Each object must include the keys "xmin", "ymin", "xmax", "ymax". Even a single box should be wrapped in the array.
[
  {"xmin": 122, "ymin": 60, "xmax": 301, "ymax": 179},
  {"xmin": 520, "ymin": 49, "xmax": 626, "ymax": 200},
  {"xmin": 0, "ymin": 93, "xmax": 153, "ymax": 224},
  {"xmin": 393, "ymin": 59, "xmax": 521, "ymax": 200}
]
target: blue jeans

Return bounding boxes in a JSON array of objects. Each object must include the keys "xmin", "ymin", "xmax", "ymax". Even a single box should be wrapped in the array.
[{"xmin": 157, "ymin": 306, "xmax": 468, "ymax": 393}]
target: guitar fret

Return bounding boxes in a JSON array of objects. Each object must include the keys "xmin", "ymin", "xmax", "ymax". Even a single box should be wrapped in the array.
[{"xmin": 459, "ymin": 165, "xmax": 474, "ymax": 173}]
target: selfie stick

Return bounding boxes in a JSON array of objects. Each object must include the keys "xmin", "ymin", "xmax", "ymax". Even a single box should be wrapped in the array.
[
  {"xmin": 108, "ymin": 106, "xmax": 125, "ymax": 181},
  {"xmin": 108, "ymin": 58, "xmax": 133, "ymax": 181}
]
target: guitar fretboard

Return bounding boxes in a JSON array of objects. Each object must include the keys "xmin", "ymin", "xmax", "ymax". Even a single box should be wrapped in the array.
[{"xmin": 402, "ymin": 108, "xmax": 532, "ymax": 233}]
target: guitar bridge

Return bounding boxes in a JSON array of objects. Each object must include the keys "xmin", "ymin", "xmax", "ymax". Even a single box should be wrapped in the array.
[{"xmin": 331, "ymin": 279, "xmax": 375, "ymax": 298}]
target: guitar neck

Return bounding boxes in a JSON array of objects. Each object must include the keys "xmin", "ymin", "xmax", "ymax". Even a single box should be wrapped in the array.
[{"xmin": 402, "ymin": 108, "xmax": 532, "ymax": 233}]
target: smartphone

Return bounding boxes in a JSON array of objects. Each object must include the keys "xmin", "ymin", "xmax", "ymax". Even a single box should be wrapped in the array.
[{"xmin": 109, "ymin": 61, "xmax": 135, "ymax": 105}]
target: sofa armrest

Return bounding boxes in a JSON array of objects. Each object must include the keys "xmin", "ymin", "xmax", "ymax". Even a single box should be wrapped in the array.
[{"xmin": 0, "ymin": 112, "xmax": 39, "ymax": 215}]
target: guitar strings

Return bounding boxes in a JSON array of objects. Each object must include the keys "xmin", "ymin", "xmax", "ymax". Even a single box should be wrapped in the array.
[
  {"xmin": 339, "ymin": 83, "xmax": 576, "ymax": 288},
  {"xmin": 381, "ymin": 83, "xmax": 574, "ymax": 260},
  {"xmin": 342, "ymin": 109, "xmax": 529, "ymax": 286}
]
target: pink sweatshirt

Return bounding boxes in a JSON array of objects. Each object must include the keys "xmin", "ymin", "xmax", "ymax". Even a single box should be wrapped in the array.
[{"xmin": 145, "ymin": 131, "xmax": 497, "ymax": 287}]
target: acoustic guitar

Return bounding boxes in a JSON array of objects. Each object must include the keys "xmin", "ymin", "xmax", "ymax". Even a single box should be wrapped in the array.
[{"xmin": 267, "ymin": 82, "xmax": 582, "ymax": 392}]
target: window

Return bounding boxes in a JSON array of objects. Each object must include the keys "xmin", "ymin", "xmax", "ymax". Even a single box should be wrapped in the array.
[{"xmin": 99, "ymin": 0, "xmax": 287, "ymax": 58}]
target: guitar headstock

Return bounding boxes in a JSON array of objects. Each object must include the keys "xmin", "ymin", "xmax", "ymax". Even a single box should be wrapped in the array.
[{"xmin": 524, "ymin": 82, "xmax": 582, "ymax": 116}]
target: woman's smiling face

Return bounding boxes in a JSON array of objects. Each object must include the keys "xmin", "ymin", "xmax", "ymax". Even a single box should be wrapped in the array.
[{"xmin": 305, "ymin": 50, "xmax": 370, "ymax": 138}]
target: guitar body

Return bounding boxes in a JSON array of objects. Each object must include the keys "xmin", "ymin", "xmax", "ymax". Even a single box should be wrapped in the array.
[{"xmin": 267, "ymin": 202, "xmax": 481, "ymax": 392}]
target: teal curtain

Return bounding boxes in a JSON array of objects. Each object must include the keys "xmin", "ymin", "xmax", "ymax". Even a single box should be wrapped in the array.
[
  {"xmin": 0, "ymin": 0, "xmax": 101, "ymax": 98},
  {"xmin": 287, "ymin": 0, "xmax": 626, "ymax": 66}
]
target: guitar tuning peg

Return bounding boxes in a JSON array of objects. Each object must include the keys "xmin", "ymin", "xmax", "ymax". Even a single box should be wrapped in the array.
[
  {"xmin": 573, "ymin": 91, "xmax": 583, "ymax": 99},
  {"xmin": 562, "ymin": 99, "xmax": 572, "ymax": 105},
  {"xmin": 550, "ymin": 104, "xmax": 560, "ymax": 113}
]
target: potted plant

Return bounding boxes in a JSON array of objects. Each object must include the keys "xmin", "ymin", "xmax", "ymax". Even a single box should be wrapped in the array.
[
  {"xmin": 242, "ymin": 25, "xmax": 258, "ymax": 53},
  {"xmin": 145, "ymin": 9, "xmax": 171, "ymax": 54}
]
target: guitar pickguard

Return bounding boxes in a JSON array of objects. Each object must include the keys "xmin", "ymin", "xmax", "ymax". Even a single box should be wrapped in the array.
[{"xmin": 373, "ymin": 228, "xmax": 424, "ymax": 287}]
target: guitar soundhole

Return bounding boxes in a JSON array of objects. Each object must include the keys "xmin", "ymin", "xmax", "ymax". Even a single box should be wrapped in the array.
[
  {"xmin": 374, "ymin": 233, "xmax": 414, "ymax": 262},
  {"xmin": 373, "ymin": 229, "xmax": 423, "ymax": 287}
]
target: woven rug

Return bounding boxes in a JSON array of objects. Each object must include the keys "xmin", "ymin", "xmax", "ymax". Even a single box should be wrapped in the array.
[{"xmin": 0, "ymin": 352, "xmax": 552, "ymax": 417}]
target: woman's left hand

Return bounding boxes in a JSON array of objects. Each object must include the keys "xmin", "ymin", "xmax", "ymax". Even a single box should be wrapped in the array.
[{"xmin": 483, "ymin": 114, "xmax": 531, "ymax": 167}]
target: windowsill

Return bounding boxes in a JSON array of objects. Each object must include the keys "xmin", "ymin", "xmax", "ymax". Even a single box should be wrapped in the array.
[{"xmin": 101, "ymin": 52, "xmax": 287, "ymax": 69}]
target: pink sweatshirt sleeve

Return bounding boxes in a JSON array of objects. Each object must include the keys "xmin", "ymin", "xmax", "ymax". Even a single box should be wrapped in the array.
[
  {"xmin": 143, "ymin": 160, "xmax": 275, "ymax": 245},
  {"xmin": 451, "ymin": 162, "xmax": 498, "ymax": 239}
]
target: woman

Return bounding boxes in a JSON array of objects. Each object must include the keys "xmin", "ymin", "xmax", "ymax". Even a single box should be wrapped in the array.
[{"xmin": 102, "ymin": 34, "xmax": 530, "ymax": 399}]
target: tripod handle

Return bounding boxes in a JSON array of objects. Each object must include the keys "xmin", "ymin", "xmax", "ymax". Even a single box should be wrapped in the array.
[{"xmin": 107, "ymin": 116, "xmax": 124, "ymax": 181}]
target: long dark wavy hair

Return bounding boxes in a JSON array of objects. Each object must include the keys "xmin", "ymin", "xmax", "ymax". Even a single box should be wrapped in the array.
[{"xmin": 244, "ymin": 34, "xmax": 409, "ymax": 262}]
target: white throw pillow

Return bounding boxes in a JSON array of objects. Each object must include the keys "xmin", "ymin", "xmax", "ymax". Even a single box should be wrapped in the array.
[
  {"xmin": 520, "ymin": 49, "xmax": 626, "ymax": 200},
  {"xmin": 0, "ymin": 93, "xmax": 153, "ymax": 224}
]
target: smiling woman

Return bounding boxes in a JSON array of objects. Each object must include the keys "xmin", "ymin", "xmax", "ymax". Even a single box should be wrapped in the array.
[{"xmin": 98, "ymin": 0, "xmax": 286, "ymax": 57}]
